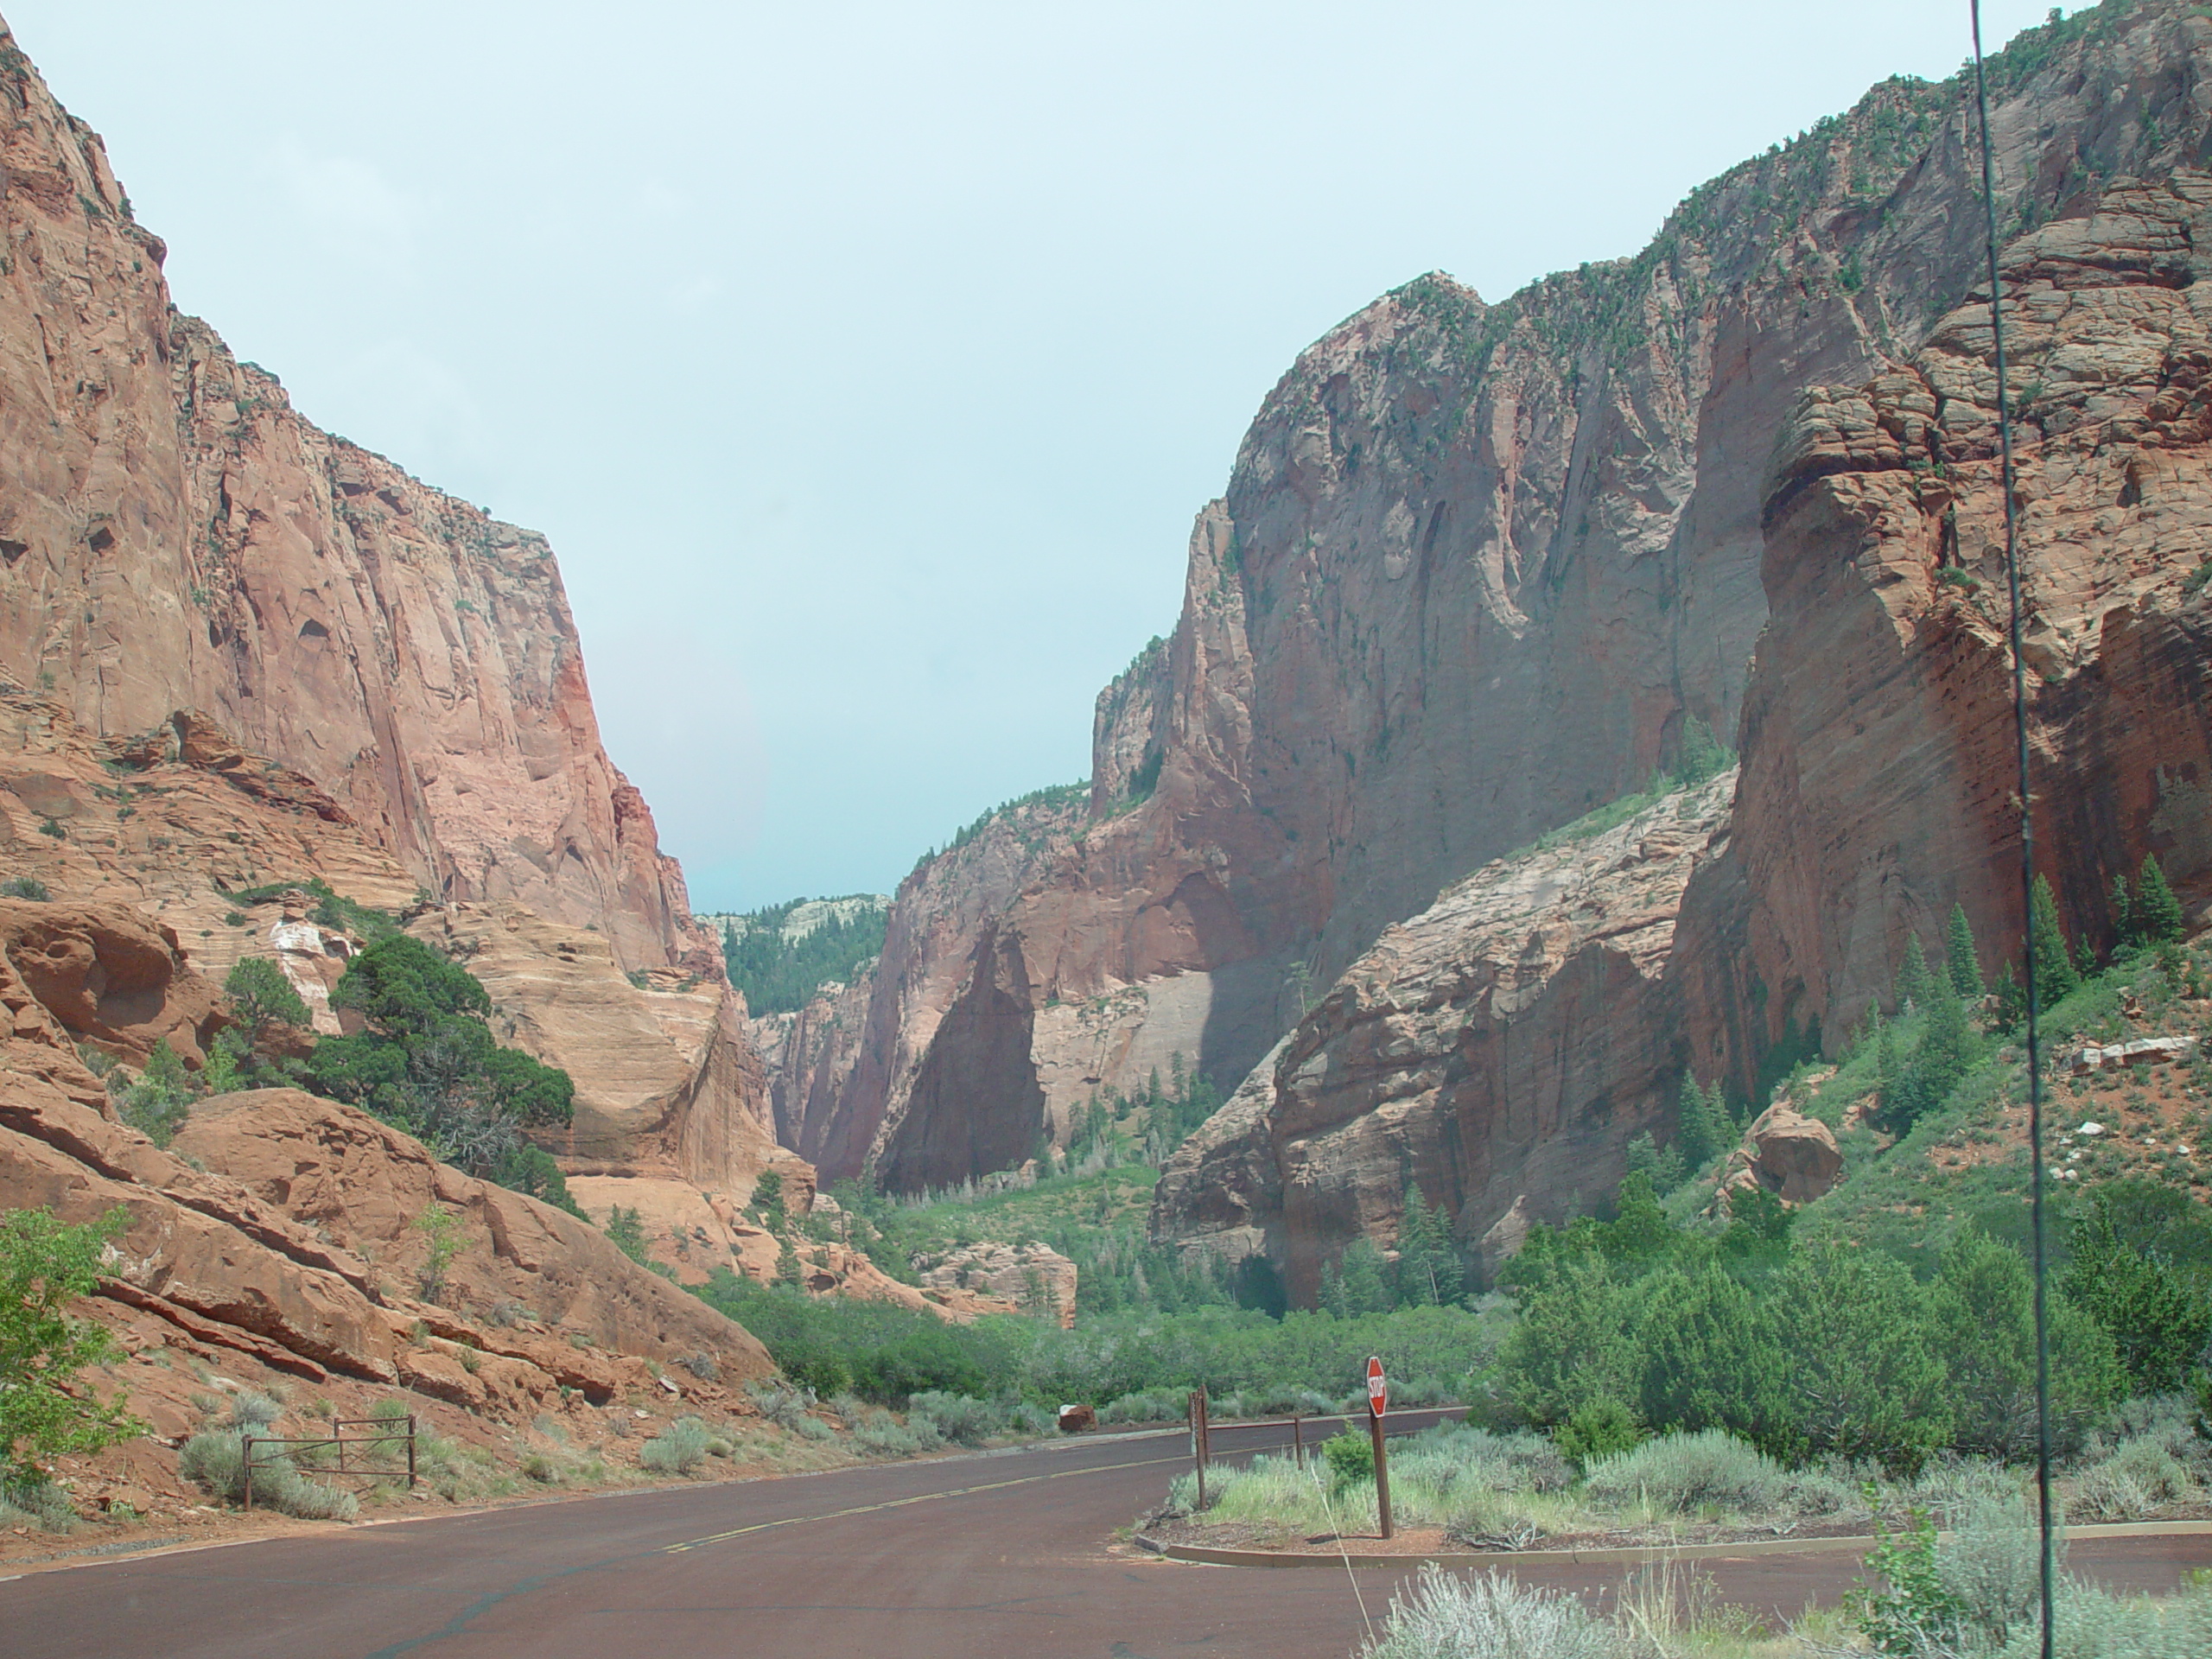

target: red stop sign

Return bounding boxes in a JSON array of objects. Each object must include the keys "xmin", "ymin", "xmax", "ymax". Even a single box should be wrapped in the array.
[{"xmin": 1366, "ymin": 1356, "xmax": 1387, "ymax": 1416}]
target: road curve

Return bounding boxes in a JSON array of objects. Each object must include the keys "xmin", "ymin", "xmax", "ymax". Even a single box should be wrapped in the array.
[{"xmin": 4, "ymin": 1415, "xmax": 2209, "ymax": 1659}]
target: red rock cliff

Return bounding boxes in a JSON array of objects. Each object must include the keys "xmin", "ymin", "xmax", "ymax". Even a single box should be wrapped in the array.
[
  {"xmin": 1152, "ymin": 3, "xmax": 2212, "ymax": 1287},
  {"xmin": 792, "ymin": 1, "xmax": 2208, "ymax": 1194},
  {"xmin": 0, "ymin": 22, "xmax": 709, "ymax": 974}
]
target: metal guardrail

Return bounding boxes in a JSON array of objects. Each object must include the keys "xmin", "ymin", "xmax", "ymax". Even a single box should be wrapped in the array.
[{"xmin": 240, "ymin": 1415, "xmax": 417, "ymax": 1512}]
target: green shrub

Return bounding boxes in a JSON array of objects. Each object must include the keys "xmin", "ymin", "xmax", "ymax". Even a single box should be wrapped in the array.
[
  {"xmin": 1099, "ymin": 1389, "xmax": 1185, "ymax": 1424},
  {"xmin": 639, "ymin": 1417, "xmax": 713, "ymax": 1475},
  {"xmin": 854, "ymin": 1416, "xmax": 930, "ymax": 1458},
  {"xmin": 1848, "ymin": 1506, "xmax": 1963, "ymax": 1656},
  {"xmin": 906, "ymin": 1391, "xmax": 1006, "ymax": 1446},
  {"xmin": 223, "ymin": 956, "xmax": 309, "ymax": 1044},
  {"xmin": 0, "ymin": 1475, "xmax": 77, "ymax": 1531},
  {"xmin": 745, "ymin": 1381, "xmax": 824, "ymax": 1435},
  {"xmin": 116, "ymin": 1037, "xmax": 194, "ymax": 1147},
  {"xmin": 697, "ymin": 1271, "xmax": 1012, "ymax": 1403},
  {"xmin": 1, "ymin": 875, "xmax": 51, "ymax": 901},
  {"xmin": 1555, "ymin": 1396, "xmax": 1642, "ymax": 1467},
  {"xmin": 1322, "ymin": 1428, "xmax": 1375, "ymax": 1492},
  {"xmin": 306, "ymin": 935, "xmax": 575, "ymax": 1206}
]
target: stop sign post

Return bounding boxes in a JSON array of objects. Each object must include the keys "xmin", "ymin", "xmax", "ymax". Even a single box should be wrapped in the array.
[{"xmin": 1366, "ymin": 1355, "xmax": 1393, "ymax": 1539}]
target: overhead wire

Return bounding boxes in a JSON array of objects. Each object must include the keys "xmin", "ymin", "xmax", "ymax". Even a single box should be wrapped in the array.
[{"xmin": 1966, "ymin": 8, "xmax": 2056, "ymax": 1658}]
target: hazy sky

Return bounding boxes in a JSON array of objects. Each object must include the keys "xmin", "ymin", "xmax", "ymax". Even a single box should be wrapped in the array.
[{"xmin": 8, "ymin": 2, "xmax": 2054, "ymax": 911}]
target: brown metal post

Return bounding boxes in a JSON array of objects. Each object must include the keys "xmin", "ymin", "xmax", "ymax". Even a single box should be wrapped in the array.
[
  {"xmin": 407, "ymin": 1414, "xmax": 418, "ymax": 1491},
  {"xmin": 1369, "ymin": 1408, "xmax": 1392, "ymax": 1539},
  {"xmin": 338, "ymin": 1424, "xmax": 348, "ymax": 1475},
  {"xmin": 1293, "ymin": 1412, "xmax": 1304, "ymax": 1467},
  {"xmin": 1196, "ymin": 1387, "xmax": 1211, "ymax": 1510},
  {"xmin": 242, "ymin": 1434, "xmax": 254, "ymax": 1514},
  {"xmin": 1186, "ymin": 1390, "xmax": 1204, "ymax": 1510}
]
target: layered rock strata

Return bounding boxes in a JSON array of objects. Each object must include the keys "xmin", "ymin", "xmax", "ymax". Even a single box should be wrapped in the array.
[
  {"xmin": 409, "ymin": 900, "xmax": 785, "ymax": 1198},
  {"xmin": 0, "ymin": 901, "xmax": 772, "ymax": 1399},
  {"xmin": 1682, "ymin": 167, "xmax": 2212, "ymax": 1078},
  {"xmin": 0, "ymin": 690, "xmax": 785, "ymax": 1210}
]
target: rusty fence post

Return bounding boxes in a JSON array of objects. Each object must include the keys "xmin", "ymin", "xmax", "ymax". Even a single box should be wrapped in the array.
[
  {"xmin": 241, "ymin": 1434, "xmax": 254, "ymax": 1514},
  {"xmin": 1292, "ymin": 1412, "xmax": 1304, "ymax": 1467},
  {"xmin": 407, "ymin": 1414, "xmax": 419, "ymax": 1491}
]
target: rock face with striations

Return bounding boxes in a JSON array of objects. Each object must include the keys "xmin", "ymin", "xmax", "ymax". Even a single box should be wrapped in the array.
[
  {"xmin": 1154, "ymin": 775, "xmax": 1734, "ymax": 1301},
  {"xmin": 1678, "ymin": 164, "xmax": 2212, "ymax": 1081},
  {"xmin": 784, "ymin": 3, "xmax": 2212, "ymax": 1210},
  {"xmin": 1154, "ymin": 4, "xmax": 2212, "ymax": 1290},
  {"xmin": 0, "ymin": 22, "xmax": 707, "ymax": 976},
  {"xmin": 0, "ymin": 900, "xmax": 772, "ymax": 1397}
]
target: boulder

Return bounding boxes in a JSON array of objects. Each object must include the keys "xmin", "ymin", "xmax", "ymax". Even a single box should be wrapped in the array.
[{"xmin": 1717, "ymin": 1104, "xmax": 1843, "ymax": 1209}]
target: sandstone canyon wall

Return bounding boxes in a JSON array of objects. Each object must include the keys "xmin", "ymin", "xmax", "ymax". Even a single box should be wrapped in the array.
[
  {"xmin": 0, "ymin": 22, "xmax": 709, "ymax": 976},
  {"xmin": 786, "ymin": 1, "xmax": 2210, "ymax": 1203},
  {"xmin": 0, "ymin": 10, "xmax": 802, "ymax": 1376},
  {"xmin": 1154, "ymin": 2, "xmax": 2212, "ymax": 1293}
]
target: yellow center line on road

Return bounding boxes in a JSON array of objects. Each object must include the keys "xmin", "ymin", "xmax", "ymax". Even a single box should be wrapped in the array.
[{"xmin": 661, "ymin": 1452, "xmax": 1195, "ymax": 1554}]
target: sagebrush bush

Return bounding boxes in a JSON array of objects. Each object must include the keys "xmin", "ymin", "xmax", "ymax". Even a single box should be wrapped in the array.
[
  {"xmin": 855, "ymin": 1417, "xmax": 929, "ymax": 1458},
  {"xmin": 0, "ymin": 1477, "xmax": 75, "ymax": 1532},
  {"xmin": 1581, "ymin": 1428, "xmax": 1784, "ymax": 1514},
  {"xmin": 907, "ymin": 1391, "xmax": 1006, "ymax": 1446},
  {"xmin": 1361, "ymin": 1564, "xmax": 1623, "ymax": 1659},
  {"xmin": 745, "ymin": 1380, "xmax": 821, "ymax": 1431},
  {"xmin": 228, "ymin": 1389, "xmax": 284, "ymax": 1432},
  {"xmin": 1099, "ymin": 1389, "xmax": 1185, "ymax": 1425},
  {"xmin": 1938, "ymin": 1491, "xmax": 2050, "ymax": 1653},
  {"xmin": 1992, "ymin": 1577, "xmax": 2212, "ymax": 1659},
  {"xmin": 639, "ymin": 1417, "xmax": 713, "ymax": 1475},
  {"xmin": 178, "ymin": 1429, "xmax": 357, "ymax": 1520}
]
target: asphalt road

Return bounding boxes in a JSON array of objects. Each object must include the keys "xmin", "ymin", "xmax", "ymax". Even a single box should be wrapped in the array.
[{"xmin": 5, "ymin": 1415, "xmax": 2209, "ymax": 1659}]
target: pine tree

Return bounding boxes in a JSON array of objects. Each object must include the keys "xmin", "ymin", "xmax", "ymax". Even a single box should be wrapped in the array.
[
  {"xmin": 2110, "ymin": 872, "xmax": 2138, "ymax": 953},
  {"xmin": 1991, "ymin": 963, "xmax": 2026, "ymax": 1033},
  {"xmin": 1396, "ymin": 1185, "xmax": 1463, "ymax": 1306},
  {"xmin": 1323, "ymin": 1240, "xmax": 1394, "ymax": 1316},
  {"xmin": 1709, "ymin": 1079, "xmax": 1740, "ymax": 1131},
  {"xmin": 1675, "ymin": 1072, "xmax": 1726, "ymax": 1173},
  {"xmin": 2029, "ymin": 874, "xmax": 2081, "ymax": 1009},
  {"xmin": 1673, "ymin": 715, "xmax": 1730, "ymax": 786},
  {"xmin": 1946, "ymin": 904, "xmax": 1984, "ymax": 1000},
  {"xmin": 1624, "ymin": 1130, "xmax": 1687, "ymax": 1195},
  {"xmin": 1873, "ymin": 1009, "xmax": 1896, "ymax": 1093},
  {"xmin": 2136, "ymin": 855, "xmax": 2185, "ymax": 945},
  {"xmin": 1896, "ymin": 933, "xmax": 1934, "ymax": 1010}
]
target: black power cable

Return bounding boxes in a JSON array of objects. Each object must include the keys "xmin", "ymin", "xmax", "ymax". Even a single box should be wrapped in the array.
[{"xmin": 1967, "ymin": 9, "xmax": 2056, "ymax": 1658}]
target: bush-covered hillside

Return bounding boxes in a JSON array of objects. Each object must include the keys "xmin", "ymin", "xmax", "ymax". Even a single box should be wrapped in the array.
[{"xmin": 717, "ymin": 896, "xmax": 888, "ymax": 1014}]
